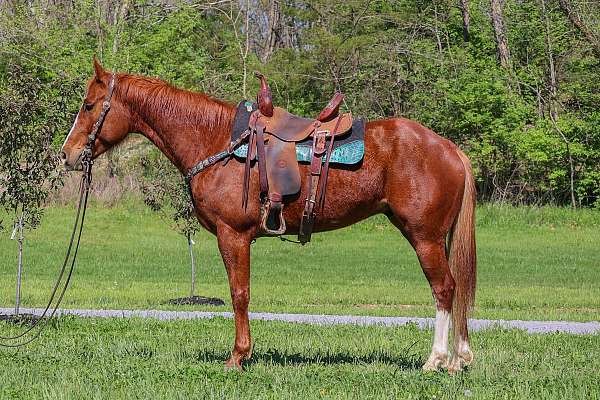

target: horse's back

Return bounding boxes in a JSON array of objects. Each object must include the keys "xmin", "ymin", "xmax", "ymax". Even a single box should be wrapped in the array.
[{"xmin": 365, "ymin": 117, "xmax": 465, "ymax": 182}]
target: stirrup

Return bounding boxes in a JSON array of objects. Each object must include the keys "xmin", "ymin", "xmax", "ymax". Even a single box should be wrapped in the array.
[{"xmin": 260, "ymin": 199, "xmax": 287, "ymax": 235}]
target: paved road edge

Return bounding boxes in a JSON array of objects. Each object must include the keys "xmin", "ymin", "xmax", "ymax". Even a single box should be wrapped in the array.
[{"xmin": 1, "ymin": 308, "xmax": 598, "ymax": 335}]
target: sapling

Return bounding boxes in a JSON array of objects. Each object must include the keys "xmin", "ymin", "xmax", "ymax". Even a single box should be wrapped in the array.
[
  {"xmin": 0, "ymin": 63, "xmax": 69, "ymax": 316},
  {"xmin": 140, "ymin": 150, "xmax": 223, "ymax": 305}
]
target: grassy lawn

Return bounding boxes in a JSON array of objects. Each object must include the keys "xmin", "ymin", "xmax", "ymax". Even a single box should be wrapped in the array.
[
  {"xmin": 0, "ymin": 204, "xmax": 599, "ymax": 399},
  {"xmin": 1, "ymin": 203, "xmax": 599, "ymax": 322},
  {"xmin": 0, "ymin": 317, "xmax": 598, "ymax": 399}
]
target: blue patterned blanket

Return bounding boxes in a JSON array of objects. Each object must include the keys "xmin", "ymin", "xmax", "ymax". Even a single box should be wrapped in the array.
[{"xmin": 231, "ymin": 101, "xmax": 365, "ymax": 165}]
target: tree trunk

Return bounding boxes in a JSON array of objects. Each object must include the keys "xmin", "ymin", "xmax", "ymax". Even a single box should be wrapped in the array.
[
  {"xmin": 112, "ymin": 0, "xmax": 129, "ymax": 60},
  {"xmin": 558, "ymin": 0, "xmax": 600, "ymax": 58},
  {"xmin": 433, "ymin": 2, "xmax": 444, "ymax": 53},
  {"xmin": 188, "ymin": 233, "xmax": 196, "ymax": 298},
  {"xmin": 490, "ymin": 0, "xmax": 511, "ymax": 69},
  {"xmin": 27, "ymin": 0, "xmax": 39, "ymax": 27},
  {"xmin": 95, "ymin": 0, "xmax": 104, "ymax": 60},
  {"xmin": 541, "ymin": 0, "xmax": 559, "ymax": 121},
  {"xmin": 14, "ymin": 211, "xmax": 24, "ymax": 315},
  {"xmin": 459, "ymin": 0, "xmax": 470, "ymax": 42},
  {"xmin": 541, "ymin": 0, "xmax": 577, "ymax": 208},
  {"xmin": 264, "ymin": 0, "xmax": 281, "ymax": 61}
]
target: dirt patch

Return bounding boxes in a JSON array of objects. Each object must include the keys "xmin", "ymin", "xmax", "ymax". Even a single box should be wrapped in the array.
[
  {"xmin": 167, "ymin": 296, "xmax": 225, "ymax": 306},
  {"xmin": 0, "ymin": 313, "xmax": 42, "ymax": 325}
]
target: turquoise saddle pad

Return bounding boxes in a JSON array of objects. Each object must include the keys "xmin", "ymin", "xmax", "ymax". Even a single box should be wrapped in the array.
[
  {"xmin": 230, "ymin": 101, "xmax": 366, "ymax": 165},
  {"xmin": 233, "ymin": 139, "xmax": 364, "ymax": 164}
]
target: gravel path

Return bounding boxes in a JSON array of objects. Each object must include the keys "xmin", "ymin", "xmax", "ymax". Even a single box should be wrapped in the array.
[{"xmin": 1, "ymin": 308, "xmax": 598, "ymax": 335}]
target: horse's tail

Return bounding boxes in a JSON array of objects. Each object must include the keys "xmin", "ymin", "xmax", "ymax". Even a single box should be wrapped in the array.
[{"xmin": 448, "ymin": 150, "xmax": 477, "ymax": 342}]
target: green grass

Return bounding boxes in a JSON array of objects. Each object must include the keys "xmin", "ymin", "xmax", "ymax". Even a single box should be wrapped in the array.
[
  {"xmin": 1, "ymin": 204, "xmax": 599, "ymax": 399},
  {"xmin": 0, "ymin": 317, "xmax": 598, "ymax": 399},
  {"xmin": 1, "ymin": 203, "xmax": 599, "ymax": 322}
]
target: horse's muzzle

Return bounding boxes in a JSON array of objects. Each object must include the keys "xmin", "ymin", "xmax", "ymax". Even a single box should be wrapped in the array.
[{"xmin": 61, "ymin": 149, "xmax": 84, "ymax": 171}]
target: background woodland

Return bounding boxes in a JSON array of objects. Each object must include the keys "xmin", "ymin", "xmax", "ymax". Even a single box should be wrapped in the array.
[{"xmin": 1, "ymin": 0, "xmax": 599, "ymax": 208}]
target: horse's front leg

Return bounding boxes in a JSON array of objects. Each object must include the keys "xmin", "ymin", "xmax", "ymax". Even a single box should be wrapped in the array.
[{"xmin": 216, "ymin": 223, "xmax": 253, "ymax": 371}]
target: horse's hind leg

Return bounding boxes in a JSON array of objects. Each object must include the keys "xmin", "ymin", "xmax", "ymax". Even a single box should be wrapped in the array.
[
  {"xmin": 412, "ymin": 239, "xmax": 456, "ymax": 371},
  {"xmin": 388, "ymin": 215, "xmax": 456, "ymax": 371}
]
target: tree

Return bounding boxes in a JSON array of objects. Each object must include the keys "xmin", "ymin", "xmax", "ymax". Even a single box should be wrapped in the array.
[
  {"xmin": 0, "ymin": 63, "xmax": 69, "ymax": 314},
  {"xmin": 2, "ymin": 0, "xmax": 599, "ymax": 208},
  {"xmin": 540, "ymin": 0, "xmax": 576, "ymax": 208},
  {"xmin": 490, "ymin": 0, "xmax": 511, "ymax": 69},
  {"xmin": 558, "ymin": 0, "xmax": 600, "ymax": 58},
  {"xmin": 459, "ymin": 0, "xmax": 471, "ymax": 42},
  {"xmin": 139, "ymin": 149, "xmax": 223, "ymax": 304}
]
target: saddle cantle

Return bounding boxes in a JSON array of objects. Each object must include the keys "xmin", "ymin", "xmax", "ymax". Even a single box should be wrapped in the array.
[
  {"xmin": 242, "ymin": 72, "xmax": 357, "ymax": 243},
  {"xmin": 263, "ymin": 107, "xmax": 353, "ymax": 142}
]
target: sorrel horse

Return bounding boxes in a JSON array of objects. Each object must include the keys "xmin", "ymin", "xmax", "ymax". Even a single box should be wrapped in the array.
[{"xmin": 61, "ymin": 59, "xmax": 476, "ymax": 373}]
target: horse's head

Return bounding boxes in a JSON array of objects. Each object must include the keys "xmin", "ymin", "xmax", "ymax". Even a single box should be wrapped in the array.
[{"xmin": 61, "ymin": 57, "xmax": 130, "ymax": 170}]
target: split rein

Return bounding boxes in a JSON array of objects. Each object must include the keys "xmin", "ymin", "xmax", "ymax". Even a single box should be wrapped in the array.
[{"xmin": 0, "ymin": 75, "xmax": 115, "ymax": 348}]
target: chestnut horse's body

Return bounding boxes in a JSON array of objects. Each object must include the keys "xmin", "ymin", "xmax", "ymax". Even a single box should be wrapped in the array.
[{"xmin": 62, "ymin": 60, "xmax": 476, "ymax": 373}]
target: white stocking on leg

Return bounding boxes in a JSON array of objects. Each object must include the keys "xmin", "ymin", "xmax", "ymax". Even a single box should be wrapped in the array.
[
  {"xmin": 448, "ymin": 334, "xmax": 473, "ymax": 374},
  {"xmin": 422, "ymin": 309, "xmax": 450, "ymax": 371}
]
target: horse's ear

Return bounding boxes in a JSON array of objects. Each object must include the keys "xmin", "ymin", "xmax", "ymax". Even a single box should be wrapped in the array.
[{"xmin": 93, "ymin": 55, "xmax": 105, "ymax": 82}]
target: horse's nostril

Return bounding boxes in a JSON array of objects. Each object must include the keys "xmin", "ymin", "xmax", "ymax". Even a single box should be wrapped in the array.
[{"xmin": 60, "ymin": 151, "xmax": 67, "ymax": 160}]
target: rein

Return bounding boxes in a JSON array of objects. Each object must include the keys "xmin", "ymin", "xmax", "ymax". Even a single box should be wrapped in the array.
[
  {"xmin": 0, "ymin": 74, "xmax": 115, "ymax": 347},
  {"xmin": 184, "ymin": 130, "xmax": 250, "ymax": 214},
  {"xmin": 185, "ymin": 130, "xmax": 250, "ymax": 184}
]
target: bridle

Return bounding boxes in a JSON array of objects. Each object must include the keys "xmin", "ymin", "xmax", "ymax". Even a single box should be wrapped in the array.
[
  {"xmin": 0, "ymin": 74, "xmax": 116, "ymax": 347},
  {"xmin": 81, "ymin": 74, "xmax": 116, "ymax": 175}
]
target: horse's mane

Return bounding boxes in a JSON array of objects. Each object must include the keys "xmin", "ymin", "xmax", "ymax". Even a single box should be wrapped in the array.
[{"xmin": 115, "ymin": 73, "xmax": 235, "ymax": 132}]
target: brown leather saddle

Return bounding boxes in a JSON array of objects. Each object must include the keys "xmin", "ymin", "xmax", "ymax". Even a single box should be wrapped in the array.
[{"xmin": 242, "ymin": 72, "xmax": 353, "ymax": 243}]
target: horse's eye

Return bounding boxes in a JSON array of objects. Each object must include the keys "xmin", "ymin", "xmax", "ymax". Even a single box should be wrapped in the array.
[{"xmin": 84, "ymin": 103, "xmax": 94, "ymax": 111}]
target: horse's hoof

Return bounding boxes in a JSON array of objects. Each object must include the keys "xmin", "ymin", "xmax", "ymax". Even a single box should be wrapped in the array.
[
  {"xmin": 422, "ymin": 352, "xmax": 449, "ymax": 372},
  {"xmin": 447, "ymin": 350, "xmax": 473, "ymax": 375},
  {"xmin": 447, "ymin": 359, "xmax": 462, "ymax": 375},
  {"xmin": 422, "ymin": 363, "xmax": 440, "ymax": 372},
  {"xmin": 224, "ymin": 358, "xmax": 243, "ymax": 372}
]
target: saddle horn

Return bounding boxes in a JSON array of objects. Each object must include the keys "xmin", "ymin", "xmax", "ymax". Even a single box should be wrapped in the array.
[
  {"xmin": 317, "ymin": 92, "xmax": 344, "ymax": 122},
  {"xmin": 254, "ymin": 71, "xmax": 274, "ymax": 117}
]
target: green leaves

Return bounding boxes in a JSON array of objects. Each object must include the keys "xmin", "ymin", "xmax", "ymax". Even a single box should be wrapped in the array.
[
  {"xmin": 0, "ymin": 62, "xmax": 70, "ymax": 230},
  {"xmin": 120, "ymin": 7, "xmax": 210, "ymax": 88},
  {"xmin": 139, "ymin": 149, "xmax": 199, "ymax": 238},
  {"xmin": 0, "ymin": 0, "xmax": 599, "ymax": 207}
]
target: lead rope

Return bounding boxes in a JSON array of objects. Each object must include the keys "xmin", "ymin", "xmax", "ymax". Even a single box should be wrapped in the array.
[{"xmin": 0, "ymin": 157, "xmax": 93, "ymax": 347}]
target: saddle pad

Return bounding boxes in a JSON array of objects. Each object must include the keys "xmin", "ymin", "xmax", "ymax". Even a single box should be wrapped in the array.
[{"xmin": 231, "ymin": 100, "xmax": 365, "ymax": 165}]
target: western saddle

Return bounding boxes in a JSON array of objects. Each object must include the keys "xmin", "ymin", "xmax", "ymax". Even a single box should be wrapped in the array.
[{"xmin": 242, "ymin": 72, "xmax": 353, "ymax": 244}]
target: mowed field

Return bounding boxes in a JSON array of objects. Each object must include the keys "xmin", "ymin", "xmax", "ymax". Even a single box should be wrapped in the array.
[
  {"xmin": 0, "ymin": 317, "xmax": 599, "ymax": 399},
  {"xmin": 1, "ymin": 203, "xmax": 599, "ymax": 321},
  {"xmin": 0, "ymin": 203, "xmax": 599, "ymax": 399}
]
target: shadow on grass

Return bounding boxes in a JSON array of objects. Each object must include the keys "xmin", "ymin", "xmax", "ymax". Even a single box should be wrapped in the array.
[
  {"xmin": 192, "ymin": 348, "xmax": 423, "ymax": 370},
  {"xmin": 248, "ymin": 348, "xmax": 423, "ymax": 369}
]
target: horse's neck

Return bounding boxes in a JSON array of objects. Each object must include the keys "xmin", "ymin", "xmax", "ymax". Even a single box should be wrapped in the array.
[{"xmin": 122, "ymin": 78, "xmax": 235, "ymax": 174}]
